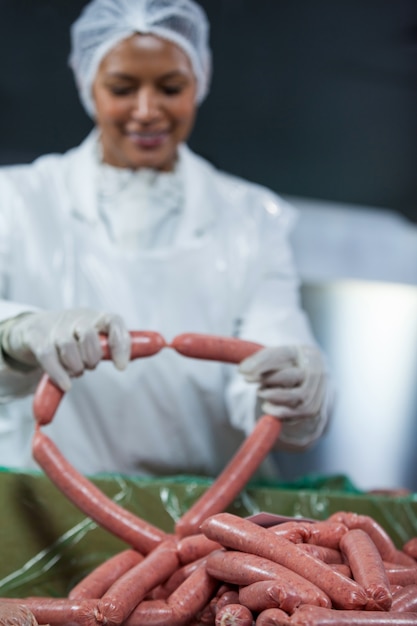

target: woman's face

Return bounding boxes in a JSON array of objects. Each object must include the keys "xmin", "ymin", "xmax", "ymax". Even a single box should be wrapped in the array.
[{"xmin": 92, "ymin": 33, "xmax": 198, "ymax": 171}]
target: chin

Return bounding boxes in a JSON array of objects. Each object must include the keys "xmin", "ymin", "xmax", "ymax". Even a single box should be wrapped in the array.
[{"xmin": 132, "ymin": 153, "xmax": 176, "ymax": 172}]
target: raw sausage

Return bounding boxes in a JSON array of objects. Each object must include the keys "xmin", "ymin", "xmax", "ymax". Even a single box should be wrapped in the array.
[
  {"xmin": 290, "ymin": 604, "xmax": 417, "ymax": 625},
  {"xmin": 96, "ymin": 538, "xmax": 179, "ymax": 624},
  {"xmin": 339, "ymin": 528, "xmax": 392, "ymax": 610},
  {"xmin": 175, "ymin": 415, "xmax": 282, "ymax": 538},
  {"xmin": 327, "ymin": 512, "xmax": 398, "ymax": 562},
  {"xmin": 32, "ymin": 428, "xmax": 166, "ymax": 554},
  {"xmin": 201, "ymin": 513, "xmax": 367, "ymax": 609},
  {"xmin": 124, "ymin": 562, "xmax": 219, "ymax": 626},
  {"xmin": 33, "ymin": 331, "xmax": 166, "ymax": 425},
  {"xmin": 172, "ymin": 335, "xmax": 281, "ymax": 538},
  {"xmin": 170, "ymin": 333, "xmax": 263, "ymax": 364},
  {"xmin": 210, "ymin": 585, "xmax": 239, "ymax": 617},
  {"xmin": 177, "ymin": 534, "xmax": 222, "ymax": 565},
  {"xmin": 297, "ymin": 544, "xmax": 343, "ymax": 565},
  {"xmin": 215, "ymin": 589, "xmax": 241, "ymax": 612},
  {"xmin": 156, "ymin": 556, "xmax": 208, "ymax": 597},
  {"xmin": 0, "ymin": 598, "xmax": 97, "ymax": 626},
  {"xmin": 269, "ymin": 522, "xmax": 312, "ymax": 544},
  {"xmin": 391, "ymin": 584, "xmax": 417, "ymax": 612},
  {"xmin": 307, "ymin": 521, "xmax": 348, "ymax": 550},
  {"xmin": 103, "ymin": 331, "xmax": 166, "ymax": 360},
  {"xmin": 206, "ymin": 549, "xmax": 331, "ymax": 608},
  {"xmin": 403, "ymin": 538, "xmax": 417, "ymax": 561},
  {"xmin": 32, "ymin": 376, "xmax": 64, "ymax": 427},
  {"xmin": 327, "ymin": 564, "xmax": 352, "ymax": 578},
  {"xmin": 215, "ymin": 603, "xmax": 253, "ymax": 626},
  {"xmin": 68, "ymin": 549, "xmax": 144, "ymax": 600},
  {"xmin": 383, "ymin": 562, "xmax": 417, "ymax": 586},
  {"xmin": 197, "ymin": 601, "xmax": 217, "ymax": 626},
  {"xmin": 255, "ymin": 608, "xmax": 291, "ymax": 626},
  {"xmin": 239, "ymin": 580, "xmax": 305, "ymax": 614},
  {"xmin": 0, "ymin": 602, "xmax": 38, "ymax": 626}
]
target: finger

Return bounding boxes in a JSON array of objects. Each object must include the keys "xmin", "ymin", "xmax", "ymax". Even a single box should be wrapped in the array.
[
  {"xmin": 55, "ymin": 338, "xmax": 85, "ymax": 375},
  {"xmin": 52, "ymin": 312, "xmax": 101, "ymax": 373},
  {"xmin": 74, "ymin": 327, "xmax": 103, "ymax": 369},
  {"xmin": 35, "ymin": 348, "xmax": 72, "ymax": 392},
  {"xmin": 97, "ymin": 313, "xmax": 131, "ymax": 370},
  {"xmin": 260, "ymin": 400, "xmax": 302, "ymax": 419},
  {"xmin": 258, "ymin": 386, "xmax": 303, "ymax": 408},
  {"xmin": 239, "ymin": 346, "xmax": 298, "ymax": 381},
  {"xmin": 261, "ymin": 366, "xmax": 305, "ymax": 388},
  {"xmin": 298, "ymin": 372, "xmax": 326, "ymax": 416}
]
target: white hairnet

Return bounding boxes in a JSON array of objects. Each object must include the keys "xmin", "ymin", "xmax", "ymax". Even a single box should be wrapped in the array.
[{"xmin": 69, "ymin": 0, "xmax": 212, "ymax": 118}]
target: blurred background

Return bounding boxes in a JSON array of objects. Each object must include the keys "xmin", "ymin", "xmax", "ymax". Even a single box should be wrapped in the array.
[
  {"xmin": 1, "ymin": 0, "xmax": 416, "ymax": 218},
  {"xmin": 1, "ymin": 0, "xmax": 416, "ymax": 490}
]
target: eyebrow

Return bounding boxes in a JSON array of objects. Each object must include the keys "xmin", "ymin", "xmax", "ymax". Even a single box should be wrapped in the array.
[{"xmin": 104, "ymin": 70, "xmax": 191, "ymax": 81}]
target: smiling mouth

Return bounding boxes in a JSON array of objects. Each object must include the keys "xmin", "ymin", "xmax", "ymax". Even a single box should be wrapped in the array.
[{"xmin": 127, "ymin": 131, "xmax": 168, "ymax": 149}]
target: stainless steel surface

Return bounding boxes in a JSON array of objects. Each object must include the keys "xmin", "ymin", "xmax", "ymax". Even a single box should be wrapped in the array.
[{"xmin": 276, "ymin": 280, "xmax": 417, "ymax": 491}]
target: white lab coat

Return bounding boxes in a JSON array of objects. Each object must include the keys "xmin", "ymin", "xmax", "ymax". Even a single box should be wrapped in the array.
[{"xmin": 0, "ymin": 132, "xmax": 318, "ymax": 477}]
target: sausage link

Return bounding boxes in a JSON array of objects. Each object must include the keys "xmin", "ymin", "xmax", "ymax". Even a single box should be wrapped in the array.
[
  {"xmin": 175, "ymin": 415, "xmax": 282, "ymax": 538},
  {"xmin": 383, "ymin": 562, "xmax": 417, "ymax": 586},
  {"xmin": 122, "ymin": 599, "xmax": 172, "ymax": 626},
  {"xmin": 125, "ymin": 562, "xmax": 219, "ymax": 626},
  {"xmin": 206, "ymin": 550, "xmax": 331, "ymax": 609},
  {"xmin": 32, "ymin": 428, "xmax": 166, "ymax": 553},
  {"xmin": 391, "ymin": 584, "xmax": 417, "ymax": 612},
  {"xmin": 327, "ymin": 512, "xmax": 398, "ymax": 562},
  {"xmin": 210, "ymin": 585, "xmax": 239, "ymax": 618},
  {"xmin": 33, "ymin": 331, "xmax": 166, "ymax": 425},
  {"xmin": 269, "ymin": 522, "xmax": 312, "ymax": 544},
  {"xmin": 239, "ymin": 580, "xmax": 303, "ymax": 615},
  {"xmin": 167, "ymin": 562, "xmax": 219, "ymax": 624},
  {"xmin": 403, "ymin": 538, "xmax": 417, "ymax": 561},
  {"xmin": 215, "ymin": 589, "xmax": 241, "ymax": 612},
  {"xmin": 68, "ymin": 549, "xmax": 144, "ymax": 600},
  {"xmin": 215, "ymin": 603, "xmax": 253, "ymax": 626},
  {"xmin": 105, "ymin": 331, "xmax": 166, "ymax": 360},
  {"xmin": 307, "ymin": 521, "xmax": 348, "ymax": 550},
  {"xmin": 328, "ymin": 564, "xmax": 352, "ymax": 578},
  {"xmin": 170, "ymin": 333, "xmax": 263, "ymax": 364},
  {"xmin": 201, "ymin": 513, "xmax": 367, "ymax": 610},
  {"xmin": 297, "ymin": 544, "xmax": 343, "ymax": 565},
  {"xmin": 197, "ymin": 601, "xmax": 217, "ymax": 626},
  {"xmin": 32, "ymin": 376, "xmax": 64, "ymax": 427},
  {"xmin": 157, "ymin": 556, "xmax": 207, "ymax": 597},
  {"xmin": 291, "ymin": 605, "xmax": 417, "ymax": 625},
  {"xmin": 339, "ymin": 528, "xmax": 392, "ymax": 610},
  {"xmin": 177, "ymin": 534, "xmax": 222, "ymax": 565},
  {"xmin": 393, "ymin": 550, "xmax": 417, "ymax": 567},
  {"xmin": 96, "ymin": 538, "xmax": 179, "ymax": 624},
  {"xmin": 255, "ymin": 608, "xmax": 291, "ymax": 626},
  {"xmin": 0, "ymin": 598, "xmax": 97, "ymax": 626},
  {"xmin": 0, "ymin": 602, "xmax": 38, "ymax": 626}
]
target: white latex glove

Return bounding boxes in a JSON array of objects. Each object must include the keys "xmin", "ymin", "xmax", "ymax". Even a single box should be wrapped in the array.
[
  {"xmin": 1, "ymin": 309, "xmax": 131, "ymax": 392},
  {"xmin": 239, "ymin": 345, "xmax": 328, "ymax": 449}
]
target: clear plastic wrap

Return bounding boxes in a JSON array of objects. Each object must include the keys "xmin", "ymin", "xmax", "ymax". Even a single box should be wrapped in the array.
[{"xmin": 0, "ymin": 469, "xmax": 415, "ymax": 598}]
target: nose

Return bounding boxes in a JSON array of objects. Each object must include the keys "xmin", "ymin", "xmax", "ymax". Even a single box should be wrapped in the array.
[{"xmin": 132, "ymin": 87, "xmax": 160, "ymax": 123}]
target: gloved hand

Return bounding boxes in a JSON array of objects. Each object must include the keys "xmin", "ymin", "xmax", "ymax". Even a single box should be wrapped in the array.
[
  {"xmin": 1, "ymin": 309, "xmax": 131, "ymax": 392},
  {"xmin": 239, "ymin": 344, "xmax": 329, "ymax": 449}
]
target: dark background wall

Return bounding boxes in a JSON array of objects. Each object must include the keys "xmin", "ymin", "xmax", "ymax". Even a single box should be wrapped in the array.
[{"xmin": 1, "ymin": 0, "xmax": 416, "ymax": 221}]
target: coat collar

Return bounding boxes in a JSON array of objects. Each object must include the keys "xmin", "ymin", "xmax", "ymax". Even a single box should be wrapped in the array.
[{"xmin": 65, "ymin": 130, "xmax": 218, "ymax": 244}]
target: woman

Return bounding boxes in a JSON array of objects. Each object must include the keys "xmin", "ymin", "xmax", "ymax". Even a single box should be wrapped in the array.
[{"xmin": 0, "ymin": 0, "xmax": 331, "ymax": 477}]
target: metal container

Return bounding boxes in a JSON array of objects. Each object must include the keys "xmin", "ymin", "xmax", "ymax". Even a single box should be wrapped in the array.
[{"xmin": 277, "ymin": 280, "xmax": 417, "ymax": 491}]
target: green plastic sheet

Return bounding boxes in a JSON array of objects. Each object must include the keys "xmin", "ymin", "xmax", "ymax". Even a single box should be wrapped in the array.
[{"xmin": 0, "ymin": 468, "xmax": 416, "ymax": 598}]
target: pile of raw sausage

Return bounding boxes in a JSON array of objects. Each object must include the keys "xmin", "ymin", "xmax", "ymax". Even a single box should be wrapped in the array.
[{"xmin": 1, "ymin": 332, "xmax": 417, "ymax": 625}]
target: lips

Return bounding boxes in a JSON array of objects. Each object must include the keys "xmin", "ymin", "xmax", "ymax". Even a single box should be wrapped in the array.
[{"xmin": 127, "ymin": 130, "xmax": 169, "ymax": 149}]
